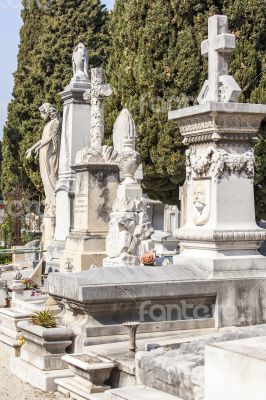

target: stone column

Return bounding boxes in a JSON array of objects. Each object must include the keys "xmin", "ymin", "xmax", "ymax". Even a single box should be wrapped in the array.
[
  {"xmin": 169, "ymin": 14, "xmax": 266, "ymax": 278},
  {"xmin": 46, "ymin": 59, "xmax": 91, "ymax": 272}
]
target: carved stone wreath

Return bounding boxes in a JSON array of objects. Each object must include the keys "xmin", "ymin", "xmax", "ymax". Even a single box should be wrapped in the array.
[{"xmin": 186, "ymin": 146, "xmax": 254, "ymax": 181}]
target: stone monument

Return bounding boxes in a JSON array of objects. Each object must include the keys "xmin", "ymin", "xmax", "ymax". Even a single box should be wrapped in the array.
[
  {"xmin": 113, "ymin": 108, "xmax": 143, "ymax": 182},
  {"xmin": 60, "ymin": 67, "xmax": 120, "ymax": 271},
  {"xmin": 169, "ymin": 15, "xmax": 266, "ymax": 277},
  {"xmin": 48, "ymin": 15, "xmax": 266, "ymax": 350},
  {"xmin": 46, "ymin": 44, "xmax": 91, "ymax": 271},
  {"xmin": 26, "ymin": 103, "xmax": 61, "ymax": 250},
  {"xmin": 103, "ymin": 109, "xmax": 154, "ymax": 267}
]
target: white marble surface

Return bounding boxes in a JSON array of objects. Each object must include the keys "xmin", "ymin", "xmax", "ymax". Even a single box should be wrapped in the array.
[{"xmin": 205, "ymin": 335, "xmax": 266, "ymax": 400}]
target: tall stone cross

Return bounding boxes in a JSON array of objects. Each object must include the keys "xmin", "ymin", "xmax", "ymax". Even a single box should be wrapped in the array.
[
  {"xmin": 84, "ymin": 67, "xmax": 112, "ymax": 147},
  {"xmin": 198, "ymin": 15, "xmax": 241, "ymax": 104}
]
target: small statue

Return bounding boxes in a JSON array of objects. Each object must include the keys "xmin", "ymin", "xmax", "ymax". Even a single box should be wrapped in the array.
[
  {"xmin": 26, "ymin": 103, "xmax": 61, "ymax": 215},
  {"xmin": 72, "ymin": 42, "xmax": 89, "ymax": 80}
]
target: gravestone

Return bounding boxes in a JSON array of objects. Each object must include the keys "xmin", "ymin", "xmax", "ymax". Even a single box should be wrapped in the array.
[
  {"xmin": 60, "ymin": 68, "xmax": 120, "ymax": 271},
  {"xmin": 46, "ymin": 43, "xmax": 91, "ymax": 272},
  {"xmin": 103, "ymin": 109, "xmax": 154, "ymax": 267},
  {"xmin": 48, "ymin": 14, "xmax": 266, "ymax": 352},
  {"xmin": 169, "ymin": 15, "xmax": 266, "ymax": 277}
]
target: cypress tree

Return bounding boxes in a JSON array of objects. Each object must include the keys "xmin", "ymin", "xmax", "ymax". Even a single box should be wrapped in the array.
[
  {"xmin": 222, "ymin": 0, "xmax": 266, "ymax": 219},
  {"xmin": 105, "ymin": 0, "xmax": 223, "ymax": 203},
  {"xmin": 2, "ymin": 0, "xmax": 109, "ymax": 195},
  {"xmin": 1, "ymin": 0, "xmax": 43, "ymax": 195}
]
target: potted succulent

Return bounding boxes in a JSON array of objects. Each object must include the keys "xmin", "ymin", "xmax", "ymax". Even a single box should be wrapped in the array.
[{"xmin": 17, "ymin": 309, "xmax": 73, "ymax": 371}]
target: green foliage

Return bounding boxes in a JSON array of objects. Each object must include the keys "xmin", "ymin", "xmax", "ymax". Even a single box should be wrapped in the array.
[
  {"xmin": 31, "ymin": 309, "xmax": 57, "ymax": 328},
  {"xmin": 106, "ymin": 0, "xmax": 266, "ymax": 211},
  {"xmin": 2, "ymin": 0, "xmax": 109, "ymax": 196},
  {"xmin": 222, "ymin": 0, "xmax": 266, "ymax": 219},
  {"xmin": 21, "ymin": 230, "xmax": 36, "ymax": 245},
  {"xmin": 105, "ymin": 0, "xmax": 223, "ymax": 203},
  {"xmin": 2, "ymin": 0, "xmax": 266, "ymax": 216},
  {"xmin": 0, "ymin": 214, "xmax": 14, "ymax": 249}
]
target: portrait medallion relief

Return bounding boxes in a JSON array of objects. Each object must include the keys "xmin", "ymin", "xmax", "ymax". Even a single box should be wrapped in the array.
[{"xmin": 192, "ymin": 179, "xmax": 211, "ymax": 226}]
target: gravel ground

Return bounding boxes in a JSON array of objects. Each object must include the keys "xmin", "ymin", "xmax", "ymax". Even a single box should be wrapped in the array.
[{"xmin": 0, "ymin": 366, "xmax": 67, "ymax": 400}]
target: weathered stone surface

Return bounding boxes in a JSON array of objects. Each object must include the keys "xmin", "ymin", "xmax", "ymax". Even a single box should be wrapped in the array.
[
  {"xmin": 17, "ymin": 321, "xmax": 73, "ymax": 371},
  {"xmin": 56, "ymin": 353, "xmax": 116, "ymax": 399},
  {"xmin": 10, "ymin": 357, "xmax": 74, "ymax": 392},
  {"xmin": 60, "ymin": 163, "xmax": 120, "ymax": 272},
  {"xmin": 169, "ymin": 101, "xmax": 266, "ymax": 278},
  {"xmin": 136, "ymin": 325, "xmax": 266, "ymax": 400}
]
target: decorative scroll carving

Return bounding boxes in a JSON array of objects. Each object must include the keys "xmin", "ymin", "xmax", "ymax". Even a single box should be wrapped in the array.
[
  {"xmin": 183, "ymin": 132, "xmax": 256, "ymax": 145},
  {"xmin": 178, "ymin": 114, "xmax": 263, "ymax": 136},
  {"xmin": 76, "ymin": 145, "xmax": 120, "ymax": 165},
  {"xmin": 176, "ymin": 228, "xmax": 266, "ymax": 242},
  {"xmin": 186, "ymin": 146, "xmax": 254, "ymax": 181}
]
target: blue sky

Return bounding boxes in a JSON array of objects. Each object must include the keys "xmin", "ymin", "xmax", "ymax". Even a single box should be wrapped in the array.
[{"xmin": 0, "ymin": 0, "xmax": 115, "ymax": 138}]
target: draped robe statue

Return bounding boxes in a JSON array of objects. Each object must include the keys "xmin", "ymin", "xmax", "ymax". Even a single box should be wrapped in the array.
[{"xmin": 26, "ymin": 103, "xmax": 61, "ymax": 246}]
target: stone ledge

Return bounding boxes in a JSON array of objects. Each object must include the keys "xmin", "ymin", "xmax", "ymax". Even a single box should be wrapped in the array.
[{"xmin": 10, "ymin": 357, "xmax": 74, "ymax": 392}]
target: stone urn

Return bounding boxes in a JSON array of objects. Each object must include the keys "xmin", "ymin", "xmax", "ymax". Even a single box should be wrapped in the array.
[
  {"xmin": 17, "ymin": 321, "xmax": 73, "ymax": 371},
  {"xmin": 120, "ymin": 150, "xmax": 141, "ymax": 184},
  {"xmin": 60, "ymin": 353, "xmax": 117, "ymax": 394}
]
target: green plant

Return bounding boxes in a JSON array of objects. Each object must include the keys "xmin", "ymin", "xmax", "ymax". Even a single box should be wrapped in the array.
[{"xmin": 31, "ymin": 309, "xmax": 57, "ymax": 329}]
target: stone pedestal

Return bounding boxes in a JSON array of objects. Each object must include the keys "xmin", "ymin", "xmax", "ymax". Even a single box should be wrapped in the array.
[
  {"xmin": 56, "ymin": 353, "xmax": 116, "ymax": 399},
  {"xmin": 46, "ymin": 78, "xmax": 91, "ymax": 271},
  {"xmin": 60, "ymin": 163, "xmax": 120, "ymax": 271},
  {"xmin": 169, "ymin": 102, "xmax": 266, "ymax": 278},
  {"xmin": 0, "ymin": 308, "xmax": 32, "ymax": 364},
  {"xmin": 10, "ymin": 321, "xmax": 74, "ymax": 391}
]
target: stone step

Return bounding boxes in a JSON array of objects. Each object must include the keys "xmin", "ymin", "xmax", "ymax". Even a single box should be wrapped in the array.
[{"xmin": 102, "ymin": 385, "xmax": 182, "ymax": 400}]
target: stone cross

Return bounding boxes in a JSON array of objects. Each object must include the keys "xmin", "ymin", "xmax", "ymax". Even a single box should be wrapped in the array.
[
  {"xmin": 198, "ymin": 15, "xmax": 241, "ymax": 103},
  {"xmin": 84, "ymin": 67, "xmax": 112, "ymax": 147}
]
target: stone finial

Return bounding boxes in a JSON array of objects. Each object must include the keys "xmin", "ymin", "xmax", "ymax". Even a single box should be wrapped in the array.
[
  {"xmin": 113, "ymin": 108, "xmax": 143, "ymax": 182},
  {"xmin": 113, "ymin": 108, "xmax": 137, "ymax": 153},
  {"xmin": 84, "ymin": 68, "xmax": 112, "ymax": 148},
  {"xmin": 197, "ymin": 15, "xmax": 242, "ymax": 104},
  {"xmin": 72, "ymin": 42, "xmax": 89, "ymax": 81}
]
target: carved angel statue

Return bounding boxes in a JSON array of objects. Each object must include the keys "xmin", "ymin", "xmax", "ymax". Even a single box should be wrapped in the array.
[
  {"xmin": 72, "ymin": 42, "xmax": 89, "ymax": 79},
  {"xmin": 26, "ymin": 103, "xmax": 61, "ymax": 213}
]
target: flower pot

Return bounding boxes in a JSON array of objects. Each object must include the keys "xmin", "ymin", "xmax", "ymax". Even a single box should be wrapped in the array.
[{"xmin": 17, "ymin": 321, "xmax": 73, "ymax": 371}]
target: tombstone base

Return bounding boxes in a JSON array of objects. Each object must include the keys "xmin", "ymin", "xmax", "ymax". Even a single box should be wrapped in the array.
[
  {"xmin": 173, "ymin": 250, "xmax": 266, "ymax": 279},
  {"xmin": 60, "ymin": 232, "xmax": 106, "ymax": 271},
  {"xmin": 46, "ymin": 240, "xmax": 65, "ymax": 273}
]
